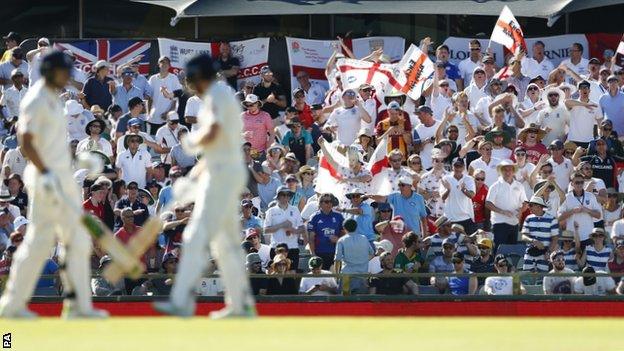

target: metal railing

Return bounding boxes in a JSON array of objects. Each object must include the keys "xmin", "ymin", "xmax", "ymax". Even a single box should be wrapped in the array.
[{"xmin": 12, "ymin": 271, "xmax": 624, "ymax": 301}]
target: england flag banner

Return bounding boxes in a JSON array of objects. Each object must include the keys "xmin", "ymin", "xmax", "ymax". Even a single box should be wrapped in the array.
[
  {"xmin": 367, "ymin": 137, "xmax": 392, "ymax": 195},
  {"xmin": 286, "ymin": 37, "xmax": 338, "ymax": 94},
  {"xmin": 158, "ymin": 38, "xmax": 270, "ymax": 87},
  {"xmin": 490, "ymin": 5, "xmax": 527, "ymax": 55},
  {"xmin": 350, "ymin": 36, "xmax": 406, "ymax": 63},
  {"xmin": 337, "ymin": 58, "xmax": 401, "ymax": 93},
  {"xmin": 54, "ymin": 40, "xmax": 151, "ymax": 74},
  {"xmin": 391, "ymin": 44, "xmax": 435, "ymax": 101}
]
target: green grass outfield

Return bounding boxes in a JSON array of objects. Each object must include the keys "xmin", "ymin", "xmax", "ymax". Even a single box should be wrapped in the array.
[{"xmin": 0, "ymin": 317, "xmax": 622, "ymax": 350}]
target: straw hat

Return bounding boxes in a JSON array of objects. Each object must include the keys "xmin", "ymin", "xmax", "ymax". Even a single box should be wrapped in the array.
[
  {"xmin": 496, "ymin": 159, "xmax": 518, "ymax": 174},
  {"xmin": 518, "ymin": 123, "xmax": 547, "ymax": 142},
  {"xmin": 271, "ymin": 253, "xmax": 292, "ymax": 271}
]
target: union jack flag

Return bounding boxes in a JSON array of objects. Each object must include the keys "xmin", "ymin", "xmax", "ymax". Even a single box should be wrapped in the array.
[{"xmin": 53, "ymin": 39, "xmax": 151, "ymax": 75}]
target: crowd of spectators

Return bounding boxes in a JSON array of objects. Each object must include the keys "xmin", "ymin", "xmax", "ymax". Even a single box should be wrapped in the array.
[{"xmin": 0, "ymin": 32, "xmax": 623, "ymax": 297}]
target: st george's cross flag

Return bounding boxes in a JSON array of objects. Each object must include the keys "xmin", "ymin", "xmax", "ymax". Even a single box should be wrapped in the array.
[
  {"xmin": 490, "ymin": 6, "xmax": 527, "ymax": 55},
  {"xmin": 615, "ymin": 34, "xmax": 624, "ymax": 68},
  {"xmin": 337, "ymin": 58, "xmax": 402, "ymax": 93},
  {"xmin": 367, "ymin": 136, "xmax": 393, "ymax": 195},
  {"xmin": 391, "ymin": 44, "xmax": 435, "ymax": 101}
]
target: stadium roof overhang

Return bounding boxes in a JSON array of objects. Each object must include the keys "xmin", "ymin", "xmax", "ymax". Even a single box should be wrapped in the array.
[{"xmin": 132, "ymin": 0, "xmax": 624, "ymax": 27}]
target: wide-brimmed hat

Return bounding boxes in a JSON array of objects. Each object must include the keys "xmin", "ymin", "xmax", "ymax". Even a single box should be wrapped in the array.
[
  {"xmin": 484, "ymin": 127, "xmax": 511, "ymax": 145},
  {"xmin": 434, "ymin": 138, "xmax": 456, "ymax": 149},
  {"xmin": 559, "ymin": 230, "xmax": 574, "ymax": 242},
  {"xmin": 345, "ymin": 187, "xmax": 366, "ymax": 200},
  {"xmin": 138, "ymin": 188, "xmax": 155, "ymax": 205},
  {"xmin": 267, "ymin": 142, "xmax": 286, "ymax": 156},
  {"xmin": 85, "ymin": 119, "xmax": 106, "ymax": 136},
  {"xmin": 541, "ymin": 87, "xmax": 565, "ymax": 105},
  {"xmin": 496, "ymin": 159, "xmax": 518, "ymax": 174},
  {"xmin": 373, "ymin": 239, "xmax": 394, "ymax": 253},
  {"xmin": 123, "ymin": 133, "xmax": 144, "ymax": 149},
  {"xmin": 90, "ymin": 105, "xmax": 105, "ymax": 115},
  {"xmin": 435, "ymin": 215, "xmax": 451, "ymax": 228},
  {"xmin": 65, "ymin": 99, "xmax": 85, "ymax": 115},
  {"xmin": 518, "ymin": 123, "xmax": 547, "ymax": 142},
  {"xmin": 296, "ymin": 165, "xmax": 315, "ymax": 178},
  {"xmin": 242, "ymin": 94, "xmax": 263, "ymax": 108},
  {"xmin": 358, "ymin": 127, "xmax": 373, "ymax": 138},
  {"xmin": 486, "ymin": 78, "xmax": 507, "ymax": 93},
  {"xmin": 383, "ymin": 89, "xmax": 407, "ymax": 105},
  {"xmin": 274, "ymin": 185, "xmax": 294, "ymax": 200},
  {"xmin": 527, "ymin": 196, "xmax": 547, "ymax": 208},
  {"xmin": 271, "ymin": 253, "xmax": 292, "ymax": 271}
]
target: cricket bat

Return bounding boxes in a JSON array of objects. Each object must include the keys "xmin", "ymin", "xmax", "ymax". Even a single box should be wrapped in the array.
[
  {"xmin": 81, "ymin": 215, "xmax": 144, "ymax": 280},
  {"xmin": 102, "ymin": 216, "xmax": 163, "ymax": 283}
]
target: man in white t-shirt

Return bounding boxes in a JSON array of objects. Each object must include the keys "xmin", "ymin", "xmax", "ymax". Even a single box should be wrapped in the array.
[
  {"xmin": 546, "ymin": 140, "xmax": 573, "ymax": 191},
  {"xmin": 147, "ymin": 56, "xmax": 182, "ymax": 134},
  {"xmin": 464, "ymin": 67, "xmax": 488, "ymax": 109},
  {"xmin": 537, "ymin": 87, "xmax": 570, "ymax": 145},
  {"xmin": 561, "ymin": 43, "xmax": 589, "ymax": 85},
  {"xmin": 0, "ymin": 69, "xmax": 27, "ymax": 121},
  {"xmin": 573, "ymin": 266, "xmax": 615, "ymax": 295},
  {"xmin": 184, "ymin": 92, "xmax": 202, "ymax": 132},
  {"xmin": 484, "ymin": 254, "xmax": 516, "ymax": 295},
  {"xmin": 543, "ymin": 251, "xmax": 576, "ymax": 294},
  {"xmin": 565, "ymin": 80, "xmax": 602, "ymax": 148},
  {"xmin": 558, "ymin": 173, "xmax": 602, "ymax": 244},
  {"xmin": 457, "ymin": 39, "xmax": 484, "ymax": 89},
  {"xmin": 521, "ymin": 41, "xmax": 554, "ymax": 79},
  {"xmin": 299, "ymin": 256, "xmax": 338, "ymax": 295},
  {"xmin": 441, "ymin": 157, "xmax": 476, "ymax": 234},
  {"xmin": 115, "ymin": 134, "xmax": 152, "ymax": 189},
  {"xmin": 155, "ymin": 111, "xmax": 188, "ymax": 164},
  {"xmin": 325, "ymin": 89, "xmax": 372, "ymax": 146},
  {"xmin": 263, "ymin": 186, "xmax": 306, "ymax": 251},
  {"xmin": 412, "ymin": 105, "xmax": 441, "ymax": 170}
]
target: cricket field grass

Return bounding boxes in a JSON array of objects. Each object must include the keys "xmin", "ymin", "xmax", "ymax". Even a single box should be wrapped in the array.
[{"xmin": 0, "ymin": 317, "xmax": 622, "ymax": 350}]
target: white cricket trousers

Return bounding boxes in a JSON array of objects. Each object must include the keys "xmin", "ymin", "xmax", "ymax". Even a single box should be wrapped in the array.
[
  {"xmin": 170, "ymin": 168, "xmax": 254, "ymax": 312},
  {"xmin": 0, "ymin": 170, "xmax": 93, "ymax": 314}
]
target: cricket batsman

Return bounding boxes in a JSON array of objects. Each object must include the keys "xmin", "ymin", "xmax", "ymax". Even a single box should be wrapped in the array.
[
  {"xmin": 154, "ymin": 54, "xmax": 255, "ymax": 318},
  {"xmin": 0, "ymin": 51, "xmax": 108, "ymax": 319}
]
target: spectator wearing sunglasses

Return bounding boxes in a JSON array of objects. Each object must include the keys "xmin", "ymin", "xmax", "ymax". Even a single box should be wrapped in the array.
[
  {"xmin": 113, "ymin": 181, "xmax": 149, "ymax": 231},
  {"xmin": 484, "ymin": 254, "xmax": 523, "ymax": 295},
  {"xmin": 558, "ymin": 173, "xmax": 602, "ymax": 249},
  {"xmin": 587, "ymin": 120, "xmax": 624, "ymax": 161},
  {"xmin": 155, "ymin": 111, "xmax": 188, "ymax": 166}
]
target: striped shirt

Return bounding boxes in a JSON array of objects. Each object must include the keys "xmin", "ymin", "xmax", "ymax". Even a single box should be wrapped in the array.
[
  {"xmin": 456, "ymin": 245, "xmax": 476, "ymax": 271},
  {"xmin": 521, "ymin": 214, "xmax": 558, "ymax": 272},
  {"xmin": 585, "ymin": 245, "xmax": 612, "ymax": 272},
  {"xmin": 562, "ymin": 247, "xmax": 578, "ymax": 271},
  {"xmin": 427, "ymin": 233, "xmax": 458, "ymax": 258}
]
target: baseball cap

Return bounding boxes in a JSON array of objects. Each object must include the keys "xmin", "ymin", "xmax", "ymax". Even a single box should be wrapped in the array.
[
  {"xmin": 127, "ymin": 118, "xmax": 143, "ymax": 127},
  {"xmin": 260, "ymin": 65, "xmax": 272, "ymax": 74},
  {"xmin": 151, "ymin": 161, "xmax": 165, "ymax": 169},
  {"xmin": 244, "ymin": 228, "xmax": 259, "ymax": 240},
  {"xmin": 494, "ymin": 254, "xmax": 509, "ymax": 266},
  {"xmin": 375, "ymin": 202, "xmax": 392, "ymax": 212},
  {"xmin": 442, "ymin": 237, "xmax": 455, "ymax": 248},
  {"xmin": 582, "ymin": 266, "xmax": 596, "ymax": 286},
  {"xmin": 415, "ymin": 105, "xmax": 433, "ymax": 114},
  {"xmin": 10, "ymin": 68, "xmax": 23, "ymax": 78},
  {"xmin": 292, "ymin": 87, "xmax": 304, "ymax": 96},
  {"xmin": 359, "ymin": 83, "xmax": 373, "ymax": 90},
  {"xmin": 577, "ymin": 80, "xmax": 591, "ymax": 89},
  {"xmin": 94, "ymin": 60, "xmax": 109, "ymax": 69},
  {"xmin": 285, "ymin": 174, "xmax": 299, "ymax": 183},
  {"xmin": 477, "ymin": 238, "xmax": 493, "ymax": 250},
  {"xmin": 451, "ymin": 252, "xmax": 464, "ymax": 263},
  {"xmin": 373, "ymin": 239, "xmax": 394, "ymax": 253},
  {"xmin": 342, "ymin": 89, "xmax": 357, "ymax": 98},
  {"xmin": 158, "ymin": 55, "xmax": 170, "ymax": 63},
  {"xmin": 398, "ymin": 176, "xmax": 413, "ymax": 186},
  {"xmin": 13, "ymin": 216, "xmax": 28, "ymax": 230},
  {"xmin": 241, "ymin": 199, "xmax": 253, "ymax": 208},
  {"xmin": 3, "ymin": 32, "xmax": 20, "ymax": 42},
  {"xmin": 607, "ymin": 75, "xmax": 619, "ymax": 82},
  {"xmin": 601, "ymin": 119, "xmax": 613, "ymax": 127},
  {"xmin": 529, "ymin": 75, "xmax": 545, "ymax": 84},
  {"xmin": 549, "ymin": 250, "xmax": 565, "ymax": 261},
  {"xmin": 308, "ymin": 256, "xmax": 323, "ymax": 269},
  {"xmin": 38, "ymin": 37, "xmax": 50, "ymax": 46},
  {"xmin": 482, "ymin": 55, "xmax": 495, "ymax": 64},
  {"xmin": 548, "ymin": 139, "xmax": 564, "ymax": 150},
  {"xmin": 166, "ymin": 111, "xmax": 180, "ymax": 121},
  {"xmin": 246, "ymin": 253, "xmax": 261, "ymax": 265},
  {"xmin": 615, "ymin": 239, "xmax": 624, "ymax": 248},
  {"xmin": 99, "ymin": 255, "xmax": 113, "ymax": 269},
  {"xmin": 387, "ymin": 101, "xmax": 401, "ymax": 110},
  {"xmin": 121, "ymin": 67, "xmax": 134, "ymax": 76},
  {"xmin": 588, "ymin": 57, "xmax": 601, "ymax": 65}
]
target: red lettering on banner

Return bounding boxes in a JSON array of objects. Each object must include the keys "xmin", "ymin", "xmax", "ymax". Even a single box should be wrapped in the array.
[{"xmin": 238, "ymin": 62, "xmax": 268, "ymax": 79}]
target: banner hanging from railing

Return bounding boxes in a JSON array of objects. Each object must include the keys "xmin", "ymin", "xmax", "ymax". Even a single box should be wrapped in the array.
[
  {"xmin": 54, "ymin": 40, "xmax": 152, "ymax": 75},
  {"xmin": 157, "ymin": 37, "xmax": 270, "ymax": 88}
]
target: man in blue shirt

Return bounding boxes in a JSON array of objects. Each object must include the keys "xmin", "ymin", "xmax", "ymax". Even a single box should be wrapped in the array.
[
  {"xmin": 599, "ymin": 75, "xmax": 624, "ymax": 136},
  {"xmin": 281, "ymin": 117, "xmax": 313, "ymax": 165},
  {"xmin": 334, "ymin": 219, "xmax": 374, "ymax": 294},
  {"xmin": 308, "ymin": 193, "xmax": 344, "ymax": 270},
  {"xmin": 111, "ymin": 67, "xmax": 144, "ymax": 113},
  {"xmin": 340, "ymin": 188, "xmax": 375, "ymax": 247},
  {"xmin": 368, "ymin": 176, "xmax": 428, "ymax": 237}
]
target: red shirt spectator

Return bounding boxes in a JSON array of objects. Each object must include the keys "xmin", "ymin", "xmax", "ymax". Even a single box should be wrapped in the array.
[
  {"xmin": 472, "ymin": 177, "xmax": 488, "ymax": 225},
  {"xmin": 295, "ymin": 103, "xmax": 314, "ymax": 129},
  {"xmin": 83, "ymin": 184, "xmax": 107, "ymax": 221}
]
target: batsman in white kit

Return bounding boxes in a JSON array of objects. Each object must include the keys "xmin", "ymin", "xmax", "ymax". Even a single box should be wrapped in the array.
[
  {"xmin": 0, "ymin": 51, "xmax": 108, "ymax": 318},
  {"xmin": 154, "ymin": 54, "xmax": 255, "ymax": 318}
]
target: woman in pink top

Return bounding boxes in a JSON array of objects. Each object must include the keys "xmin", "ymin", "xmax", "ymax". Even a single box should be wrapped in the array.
[{"xmin": 242, "ymin": 94, "xmax": 275, "ymax": 157}]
